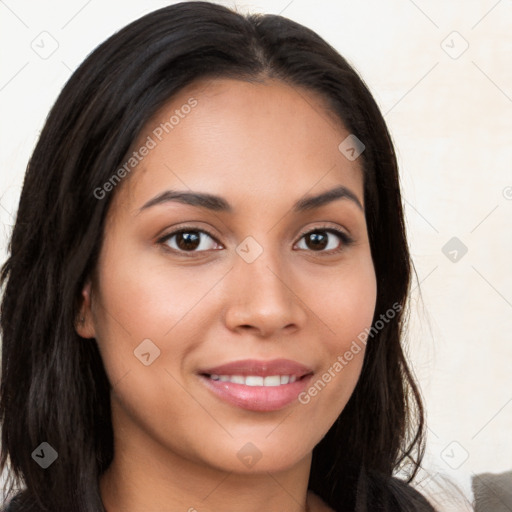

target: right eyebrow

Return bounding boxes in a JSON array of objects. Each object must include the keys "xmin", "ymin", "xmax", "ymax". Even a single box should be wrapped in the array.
[{"xmin": 138, "ymin": 190, "xmax": 232, "ymax": 213}]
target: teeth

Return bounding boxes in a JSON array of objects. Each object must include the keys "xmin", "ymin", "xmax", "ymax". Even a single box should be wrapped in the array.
[
  {"xmin": 246, "ymin": 376, "xmax": 264, "ymax": 386},
  {"xmin": 263, "ymin": 376, "xmax": 280, "ymax": 386},
  {"xmin": 208, "ymin": 374, "xmax": 299, "ymax": 386}
]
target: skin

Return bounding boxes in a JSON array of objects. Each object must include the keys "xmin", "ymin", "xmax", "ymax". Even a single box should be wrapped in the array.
[{"xmin": 77, "ymin": 77, "xmax": 377, "ymax": 512}]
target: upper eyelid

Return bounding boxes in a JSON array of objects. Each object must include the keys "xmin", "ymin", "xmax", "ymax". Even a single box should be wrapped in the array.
[{"xmin": 158, "ymin": 225, "xmax": 220, "ymax": 244}]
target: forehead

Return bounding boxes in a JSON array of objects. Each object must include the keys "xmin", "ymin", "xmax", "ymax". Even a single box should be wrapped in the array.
[{"xmin": 111, "ymin": 77, "xmax": 364, "ymax": 216}]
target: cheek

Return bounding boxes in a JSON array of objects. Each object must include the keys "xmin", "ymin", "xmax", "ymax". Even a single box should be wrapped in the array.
[
  {"xmin": 320, "ymin": 253, "xmax": 377, "ymax": 351},
  {"xmin": 95, "ymin": 247, "xmax": 208, "ymax": 338},
  {"xmin": 91, "ymin": 241, "xmax": 228, "ymax": 390},
  {"xmin": 298, "ymin": 255, "xmax": 376, "ymax": 420}
]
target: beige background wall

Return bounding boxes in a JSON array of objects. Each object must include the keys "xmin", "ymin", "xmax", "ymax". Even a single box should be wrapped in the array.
[{"xmin": 1, "ymin": 1, "xmax": 511, "ymax": 509}]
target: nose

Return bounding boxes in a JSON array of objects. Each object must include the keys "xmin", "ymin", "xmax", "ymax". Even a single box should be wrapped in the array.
[{"xmin": 223, "ymin": 244, "xmax": 308, "ymax": 338}]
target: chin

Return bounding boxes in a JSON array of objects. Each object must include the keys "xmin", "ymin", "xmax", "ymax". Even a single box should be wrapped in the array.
[{"xmin": 191, "ymin": 433, "xmax": 314, "ymax": 475}]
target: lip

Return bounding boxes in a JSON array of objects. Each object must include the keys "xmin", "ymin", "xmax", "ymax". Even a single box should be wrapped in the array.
[
  {"xmin": 198, "ymin": 358, "xmax": 313, "ymax": 378},
  {"xmin": 197, "ymin": 359, "xmax": 314, "ymax": 412}
]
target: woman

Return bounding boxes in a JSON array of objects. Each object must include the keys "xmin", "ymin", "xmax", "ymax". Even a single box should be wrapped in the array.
[{"xmin": 0, "ymin": 2, "xmax": 436, "ymax": 511}]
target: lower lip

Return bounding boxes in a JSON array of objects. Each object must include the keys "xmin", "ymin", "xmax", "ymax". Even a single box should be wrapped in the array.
[{"xmin": 199, "ymin": 374, "xmax": 313, "ymax": 412}]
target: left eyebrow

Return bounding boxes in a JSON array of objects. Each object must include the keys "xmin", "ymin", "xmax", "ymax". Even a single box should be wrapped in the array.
[
  {"xmin": 137, "ymin": 185, "xmax": 363, "ymax": 214},
  {"xmin": 293, "ymin": 185, "xmax": 363, "ymax": 212}
]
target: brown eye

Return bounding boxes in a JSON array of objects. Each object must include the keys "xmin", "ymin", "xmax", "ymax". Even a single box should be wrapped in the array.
[
  {"xmin": 175, "ymin": 231, "xmax": 201, "ymax": 251},
  {"xmin": 160, "ymin": 228, "xmax": 220, "ymax": 253},
  {"xmin": 303, "ymin": 231, "xmax": 329, "ymax": 251},
  {"xmin": 296, "ymin": 228, "xmax": 353, "ymax": 254}
]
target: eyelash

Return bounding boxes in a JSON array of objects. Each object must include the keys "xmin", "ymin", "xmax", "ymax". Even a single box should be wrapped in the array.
[{"xmin": 157, "ymin": 224, "xmax": 354, "ymax": 257}]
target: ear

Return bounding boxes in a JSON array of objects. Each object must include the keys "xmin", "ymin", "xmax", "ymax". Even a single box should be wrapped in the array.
[{"xmin": 75, "ymin": 279, "xmax": 96, "ymax": 339}]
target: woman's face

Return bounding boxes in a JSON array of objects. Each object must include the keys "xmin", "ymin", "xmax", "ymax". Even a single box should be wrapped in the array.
[{"xmin": 78, "ymin": 77, "xmax": 377, "ymax": 474}]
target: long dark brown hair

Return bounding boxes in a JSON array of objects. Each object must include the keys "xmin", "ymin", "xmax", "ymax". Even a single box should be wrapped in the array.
[{"xmin": 1, "ymin": 2, "xmax": 435, "ymax": 511}]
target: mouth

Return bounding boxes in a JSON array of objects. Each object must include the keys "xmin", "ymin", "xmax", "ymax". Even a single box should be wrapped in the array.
[
  {"xmin": 204, "ymin": 374, "xmax": 303, "ymax": 386},
  {"xmin": 197, "ymin": 359, "xmax": 314, "ymax": 412}
]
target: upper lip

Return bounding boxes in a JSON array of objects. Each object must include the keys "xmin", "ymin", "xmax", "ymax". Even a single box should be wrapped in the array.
[{"xmin": 198, "ymin": 358, "xmax": 313, "ymax": 378}]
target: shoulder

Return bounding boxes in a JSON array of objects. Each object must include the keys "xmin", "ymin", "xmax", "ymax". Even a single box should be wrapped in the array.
[
  {"xmin": 1, "ymin": 491, "xmax": 41, "ymax": 512},
  {"xmin": 308, "ymin": 490, "xmax": 335, "ymax": 511},
  {"xmin": 363, "ymin": 473, "xmax": 437, "ymax": 511},
  {"xmin": 309, "ymin": 472, "xmax": 437, "ymax": 512},
  {"xmin": 2, "ymin": 493, "xmax": 23, "ymax": 512},
  {"xmin": 1, "ymin": 496, "xmax": 21, "ymax": 512}
]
